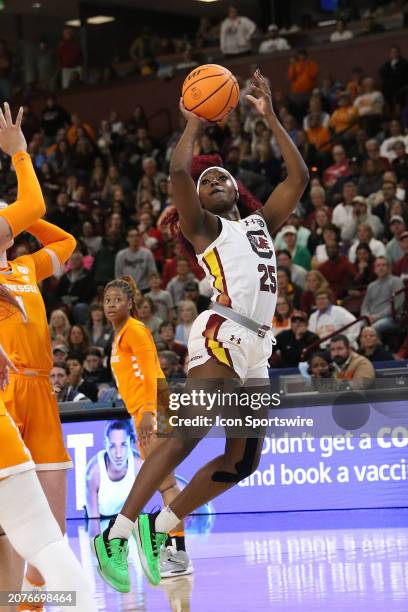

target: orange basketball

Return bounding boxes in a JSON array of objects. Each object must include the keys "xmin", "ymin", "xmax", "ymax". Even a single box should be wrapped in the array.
[{"xmin": 182, "ymin": 64, "xmax": 240, "ymax": 122}]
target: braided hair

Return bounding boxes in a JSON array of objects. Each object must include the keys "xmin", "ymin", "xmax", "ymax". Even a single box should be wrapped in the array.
[{"xmin": 104, "ymin": 276, "xmax": 139, "ymax": 318}]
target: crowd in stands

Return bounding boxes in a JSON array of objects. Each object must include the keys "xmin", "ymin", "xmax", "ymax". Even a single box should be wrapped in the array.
[
  {"xmin": 1, "ymin": 29, "xmax": 408, "ymax": 400},
  {"xmin": 0, "ymin": 1, "xmax": 407, "ymax": 94}
]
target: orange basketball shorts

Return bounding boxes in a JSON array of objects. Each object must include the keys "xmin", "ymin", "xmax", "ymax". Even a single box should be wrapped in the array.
[
  {"xmin": 1, "ymin": 372, "xmax": 72, "ymax": 470},
  {"xmin": 0, "ymin": 401, "xmax": 35, "ymax": 479}
]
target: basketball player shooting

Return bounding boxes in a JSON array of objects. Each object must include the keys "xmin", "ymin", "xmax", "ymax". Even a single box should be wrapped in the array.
[{"xmin": 94, "ymin": 69, "xmax": 309, "ymax": 587}]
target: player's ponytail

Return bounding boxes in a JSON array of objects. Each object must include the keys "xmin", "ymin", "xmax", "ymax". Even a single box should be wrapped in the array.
[{"xmin": 104, "ymin": 276, "xmax": 139, "ymax": 318}]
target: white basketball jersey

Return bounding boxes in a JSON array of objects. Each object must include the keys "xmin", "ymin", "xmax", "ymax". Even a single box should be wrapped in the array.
[
  {"xmin": 97, "ymin": 450, "xmax": 136, "ymax": 517},
  {"xmin": 197, "ymin": 214, "xmax": 277, "ymax": 326}
]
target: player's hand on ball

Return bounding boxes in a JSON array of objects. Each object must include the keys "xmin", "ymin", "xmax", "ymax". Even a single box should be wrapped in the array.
[
  {"xmin": 246, "ymin": 69, "xmax": 274, "ymax": 118},
  {"xmin": 179, "ymin": 98, "xmax": 207, "ymax": 125},
  {"xmin": 0, "ymin": 103, "xmax": 27, "ymax": 156},
  {"xmin": 138, "ymin": 411, "xmax": 155, "ymax": 448}
]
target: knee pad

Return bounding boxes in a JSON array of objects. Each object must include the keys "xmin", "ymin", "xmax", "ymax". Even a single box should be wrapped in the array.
[
  {"xmin": 212, "ymin": 438, "xmax": 259, "ymax": 483},
  {"xmin": 0, "ymin": 470, "xmax": 62, "ymax": 560}
]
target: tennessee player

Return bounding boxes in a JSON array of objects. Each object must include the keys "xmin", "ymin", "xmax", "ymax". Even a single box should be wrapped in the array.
[
  {"xmin": 0, "ymin": 286, "xmax": 96, "ymax": 612},
  {"xmin": 93, "ymin": 276, "xmax": 192, "ymax": 593},
  {"xmin": 0, "ymin": 104, "xmax": 76, "ymax": 608}
]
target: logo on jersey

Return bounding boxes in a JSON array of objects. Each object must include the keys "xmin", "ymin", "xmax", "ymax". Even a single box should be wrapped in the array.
[
  {"xmin": 16, "ymin": 265, "xmax": 29, "ymax": 274},
  {"xmin": 246, "ymin": 229, "xmax": 273, "ymax": 259},
  {"xmin": 244, "ymin": 216, "xmax": 265, "ymax": 228}
]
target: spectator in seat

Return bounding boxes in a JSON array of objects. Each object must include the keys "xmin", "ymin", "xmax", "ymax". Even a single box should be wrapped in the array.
[
  {"xmin": 319, "ymin": 241, "xmax": 357, "ymax": 299},
  {"xmin": 307, "ymin": 351, "xmax": 335, "ymax": 392},
  {"xmin": 356, "ymin": 158, "xmax": 384, "ymax": 198},
  {"xmin": 288, "ymin": 48, "xmax": 319, "ymax": 110},
  {"xmin": 330, "ymin": 19, "xmax": 354, "ymax": 43},
  {"xmin": 347, "ymin": 223, "xmax": 386, "ymax": 263},
  {"xmin": 47, "ymin": 192, "xmax": 79, "ymax": 234},
  {"xmin": 66, "ymin": 353, "xmax": 98, "ymax": 402},
  {"xmin": 146, "ymin": 272, "xmax": 174, "ymax": 322},
  {"xmin": 342, "ymin": 196, "xmax": 384, "ymax": 242},
  {"xmin": 114, "ymin": 227, "xmax": 157, "ymax": 293},
  {"xmin": 50, "ymin": 362, "xmax": 91, "ymax": 402},
  {"xmin": 277, "ymin": 250, "xmax": 307, "ymax": 288},
  {"xmin": 308, "ymin": 289, "xmax": 359, "ymax": 348},
  {"xmin": 83, "ymin": 348, "xmax": 111, "ymax": 385},
  {"xmin": 328, "ymin": 92, "xmax": 358, "ymax": 138},
  {"xmin": 137, "ymin": 297, "xmax": 162, "ymax": 342},
  {"xmin": 259, "ymin": 24, "xmax": 290, "ymax": 54},
  {"xmin": 385, "ymin": 215, "xmax": 406, "ymax": 264},
  {"xmin": 361, "ymin": 256, "xmax": 404, "ymax": 338},
  {"xmin": 158, "ymin": 350, "xmax": 185, "ymax": 381},
  {"xmin": 380, "ymin": 120, "xmax": 408, "ymax": 163},
  {"xmin": 303, "ymin": 95, "xmax": 330, "ymax": 131},
  {"xmin": 300, "ymin": 270, "xmax": 330, "ymax": 315},
  {"xmin": 67, "ymin": 325, "xmax": 91, "ymax": 360},
  {"xmin": 166, "ymin": 257, "xmax": 196, "ymax": 304},
  {"xmin": 272, "ymin": 296, "xmax": 293, "ymax": 337},
  {"xmin": 379, "ymin": 45, "xmax": 408, "ymax": 108},
  {"xmin": 281, "ymin": 225, "xmax": 311, "ymax": 270},
  {"xmin": 353, "ymin": 77, "xmax": 384, "ymax": 135},
  {"xmin": 92, "ymin": 228, "xmax": 124, "ymax": 291},
  {"xmin": 175, "ymin": 300, "xmax": 198, "ymax": 346},
  {"xmin": 86, "ymin": 303, "xmax": 112, "ymax": 354},
  {"xmin": 359, "ymin": 327, "xmax": 394, "ymax": 362},
  {"xmin": 155, "ymin": 322, "xmax": 188, "ymax": 366},
  {"xmin": 277, "ymin": 267, "xmax": 302, "ymax": 309},
  {"xmin": 275, "ymin": 212, "xmax": 311, "ymax": 250},
  {"xmin": 57, "ymin": 249, "xmax": 96, "ymax": 324},
  {"xmin": 220, "ymin": 5, "xmax": 256, "ymax": 57},
  {"xmin": 183, "ymin": 280, "xmax": 211, "ymax": 314},
  {"xmin": 274, "ymin": 310, "xmax": 319, "ymax": 368},
  {"xmin": 312, "ymin": 223, "xmax": 341, "ymax": 267},
  {"xmin": 365, "ymin": 139, "xmax": 391, "ymax": 175},
  {"xmin": 393, "ymin": 230, "xmax": 408, "ymax": 278},
  {"xmin": 305, "ymin": 113, "xmax": 331, "ymax": 152},
  {"xmin": 58, "ymin": 27, "xmax": 82, "ymax": 89},
  {"xmin": 392, "ymin": 141, "xmax": 408, "ymax": 187},
  {"xmin": 40, "ymin": 95, "xmax": 70, "ymax": 142},
  {"xmin": 307, "ymin": 209, "xmax": 331, "ymax": 254},
  {"xmin": 347, "ymin": 243, "xmax": 376, "ymax": 297},
  {"xmin": 332, "ymin": 181, "xmax": 357, "ymax": 240},
  {"xmin": 330, "ymin": 334, "xmax": 375, "ymax": 390},
  {"xmin": 323, "ymin": 144, "xmax": 350, "ymax": 189}
]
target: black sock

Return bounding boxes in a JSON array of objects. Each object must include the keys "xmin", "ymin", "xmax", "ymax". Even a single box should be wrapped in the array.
[{"xmin": 165, "ymin": 535, "xmax": 186, "ymax": 551}]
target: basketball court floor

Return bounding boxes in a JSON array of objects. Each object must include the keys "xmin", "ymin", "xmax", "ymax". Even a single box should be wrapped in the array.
[{"xmin": 52, "ymin": 508, "xmax": 408, "ymax": 611}]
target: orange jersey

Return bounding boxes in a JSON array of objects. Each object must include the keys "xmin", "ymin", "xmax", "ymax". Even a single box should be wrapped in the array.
[
  {"xmin": 0, "ymin": 221, "xmax": 75, "ymax": 371},
  {"xmin": 111, "ymin": 317, "xmax": 165, "ymax": 417}
]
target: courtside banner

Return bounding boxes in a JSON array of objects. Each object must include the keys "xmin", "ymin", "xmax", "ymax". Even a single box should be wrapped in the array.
[{"xmin": 62, "ymin": 399, "xmax": 407, "ymax": 522}]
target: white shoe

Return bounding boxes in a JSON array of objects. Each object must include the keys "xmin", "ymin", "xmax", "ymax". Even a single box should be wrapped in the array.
[{"xmin": 160, "ymin": 546, "xmax": 194, "ymax": 578}]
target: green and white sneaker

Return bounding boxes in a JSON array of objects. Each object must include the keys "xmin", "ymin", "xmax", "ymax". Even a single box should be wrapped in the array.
[
  {"xmin": 133, "ymin": 512, "xmax": 167, "ymax": 586},
  {"xmin": 93, "ymin": 518, "xmax": 130, "ymax": 593}
]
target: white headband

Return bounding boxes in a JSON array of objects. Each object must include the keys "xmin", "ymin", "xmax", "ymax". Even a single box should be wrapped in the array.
[{"xmin": 196, "ymin": 166, "xmax": 238, "ymax": 195}]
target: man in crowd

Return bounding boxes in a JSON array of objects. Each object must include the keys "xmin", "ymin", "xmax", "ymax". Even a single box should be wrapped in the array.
[
  {"xmin": 274, "ymin": 310, "xmax": 319, "ymax": 367},
  {"xmin": 330, "ymin": 334, "xmax": 375, "ymax": 389},
  {"xmin": 115, "ymin": 227, "xmax": 157, "ymax": 293},
  {"xmin": 361, "ymin": 256, "xmax": 404, "ymax": 338}
]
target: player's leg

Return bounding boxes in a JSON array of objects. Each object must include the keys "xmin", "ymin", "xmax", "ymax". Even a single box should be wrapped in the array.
[
  {"xmin": 0, "ymin": 471, "xmax": 97, "ymax": 612},
  {"xmin": 93, "ymin": 359, "xmax": 237, "ymax": 587},
  {"xmin": 0, "ymin": 411, "xmax": 96, "ymax": 611},
  {"xmin": 139, "ymin": 435, "xmax": 193, "ymax": 578},
  {"xmin": 12, "ymin": 377, "xmax": 72, "ymax": 596}
]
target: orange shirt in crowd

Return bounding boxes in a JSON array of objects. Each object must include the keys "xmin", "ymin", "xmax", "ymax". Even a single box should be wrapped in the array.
[
  {"xmin": 67, "ymin": 122, "xmax": 95, "ymax": 145},
  {"xmin": 288, "ymin": 59, "xmax": 319, "ymax": 94},
  {"xmin": 306, "ymin": 126, "xmax": 331, "ymax": 151},
  {"xmin": 329, "ymin": 105, "xmax": 359, "ymax": 134}
]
